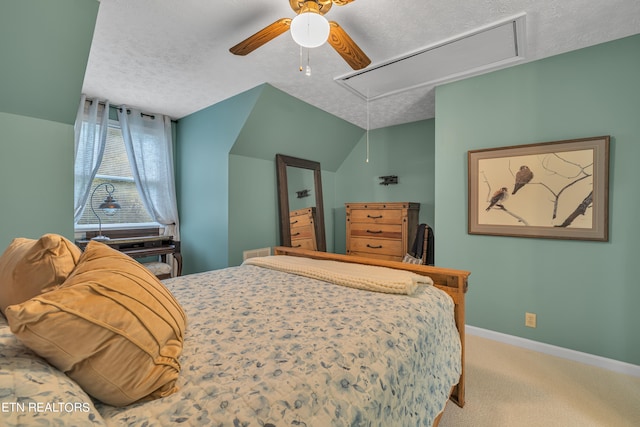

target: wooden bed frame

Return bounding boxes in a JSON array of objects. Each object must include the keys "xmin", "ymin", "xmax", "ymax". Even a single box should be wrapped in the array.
[{"xmin": 274, "ymin": 246, "xmax": 470, "ymax": 422}]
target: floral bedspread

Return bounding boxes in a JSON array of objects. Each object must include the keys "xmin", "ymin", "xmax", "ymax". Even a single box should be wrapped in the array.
[
  {"xmin": 1, "ymin": 263, "xmax": 461, "ymax": 426},
  {"xmin": 0, "ymin": 318, "xmax": 106, "ymax": 426}
]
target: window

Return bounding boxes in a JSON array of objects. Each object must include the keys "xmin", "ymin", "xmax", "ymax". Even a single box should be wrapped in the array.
[{"xmin": 75, "ymin": 121, "xmax": 157, "ymax": 230}]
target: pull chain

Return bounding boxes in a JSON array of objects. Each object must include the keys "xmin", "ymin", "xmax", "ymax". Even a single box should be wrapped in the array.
[
  {"xmin": 299, "ymin": 46, "xmax": 303, "ymax": 72},
  {"xmin": 299, "ymin": 46, "xmax": 312, "ymax": 76}
]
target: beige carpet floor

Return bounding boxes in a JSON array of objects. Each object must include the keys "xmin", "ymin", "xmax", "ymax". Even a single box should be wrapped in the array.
[{"xmin": 439, "ymin": 334, "xmax": 640, "ymax": 426}]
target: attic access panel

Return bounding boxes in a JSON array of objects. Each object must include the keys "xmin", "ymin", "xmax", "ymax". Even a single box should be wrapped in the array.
[{"xmin": 335, "ymin": 14, "xmax": 526, "ymax": 100}]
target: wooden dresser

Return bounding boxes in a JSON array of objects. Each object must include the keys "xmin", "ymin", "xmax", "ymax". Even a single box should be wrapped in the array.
[
  {"xmin": 346, "ymin": 202, "xmax": 420, "ymax": 261},
  {"xmin": 289, "ymin": 207, "xmax": 318, "ymax": 250}
]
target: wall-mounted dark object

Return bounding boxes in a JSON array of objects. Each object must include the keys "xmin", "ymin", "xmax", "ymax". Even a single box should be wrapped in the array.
[
  {"xmin": 296, "ymin": 189, "xmax": 311, "ymax": 198},
  {"xmin": 379, "ymin": 175, "xmax": 398, "ymax": 185}
]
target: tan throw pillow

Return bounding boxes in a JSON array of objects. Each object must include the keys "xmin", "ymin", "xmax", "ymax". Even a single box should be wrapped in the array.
[
  {"xmin": 5, "ymin": 241, "xmax": 187, "ymax": 407},
  {"xmin": 0, "ymin": 234, "xmax": 82, "ymax": 315}
]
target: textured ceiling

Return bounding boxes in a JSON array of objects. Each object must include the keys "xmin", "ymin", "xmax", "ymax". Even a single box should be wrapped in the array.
[{"xmin": 83, "ymin": 0, "xmax": 640, "ymax": 129}]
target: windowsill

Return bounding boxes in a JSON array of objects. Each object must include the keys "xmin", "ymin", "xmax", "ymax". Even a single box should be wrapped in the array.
[{"xmin": 74, "ymin": 222, "xmax": 163, "ymax": 240}]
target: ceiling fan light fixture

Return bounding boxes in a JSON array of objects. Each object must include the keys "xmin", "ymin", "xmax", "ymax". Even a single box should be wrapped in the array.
[{"xmin": 290, "ymin": 11, "xmax": 330, "ymax": 48}]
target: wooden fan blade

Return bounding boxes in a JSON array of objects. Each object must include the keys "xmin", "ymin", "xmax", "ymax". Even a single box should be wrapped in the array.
[
  {"xmin": 230, "ymin": 18, "xmax": 292, "ymax": 56},
  {"xmin": 327, "ymin": 21, "xmax": 371, "ymax": 70}
]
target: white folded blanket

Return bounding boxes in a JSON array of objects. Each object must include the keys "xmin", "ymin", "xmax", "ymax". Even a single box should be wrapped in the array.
[{"xmin": 243, "ymin": 255, "xmax": 433, "ymax": 295}]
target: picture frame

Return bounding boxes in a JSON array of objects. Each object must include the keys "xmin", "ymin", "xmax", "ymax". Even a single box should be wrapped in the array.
[{"xmin": 468, "ymin": 136, "xmax": 610, "ymax": 241}]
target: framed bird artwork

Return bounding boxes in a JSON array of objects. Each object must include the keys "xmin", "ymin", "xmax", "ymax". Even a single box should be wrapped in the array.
[{"xmin": 467, "ymin": 136, "xmax": 610, "ymax": 241}]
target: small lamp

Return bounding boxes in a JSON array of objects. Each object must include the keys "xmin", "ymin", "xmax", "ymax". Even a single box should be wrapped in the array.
[
  {"xmin": 290, "ymin": 3, "xmax": 330, "ymax": 48},
  {"xmin": 90, "ymin": 183, "xmax": 121, "ymax": 241}
]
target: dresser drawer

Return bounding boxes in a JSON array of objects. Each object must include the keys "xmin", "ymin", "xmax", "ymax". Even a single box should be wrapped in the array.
[
  {"xmin": 291, "ymin": 224, "xmax": 315, "ymax": 240},
  {"xmin": 290, "ymin": 238, "xmax": 316, "ymax": 250},
  {"xmin": 348, "ymin": 237, "xmax": 403, "ymax": 257},
  {"xmin": 348, "ymin": 208, "xmax": 404, "ymax": 224},
  {"xmin": 345, "ymin": 202, "xmax": 420, "ymax": 262},
  {"xmin": 290, "ymin": 214, "xmax": 313, "ymax": 227},
  {"xmin": 348, "ymin": 223, "xmax": 402, "ymax": 240}
]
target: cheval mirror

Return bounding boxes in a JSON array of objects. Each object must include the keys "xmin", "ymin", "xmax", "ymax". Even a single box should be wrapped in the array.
[{"xmin": 276, "ymin": 154, "xmax": 326, "ymax": 252}]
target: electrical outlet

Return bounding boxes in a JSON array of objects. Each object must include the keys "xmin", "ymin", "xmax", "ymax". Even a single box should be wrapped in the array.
[{"xmin": 525, "ymin": 312, "xmax": 537, "ymax": 328}]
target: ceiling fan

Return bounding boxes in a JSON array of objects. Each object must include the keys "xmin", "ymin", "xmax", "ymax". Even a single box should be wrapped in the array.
[{"xmin": 229, "ymin": 0, "xmax": 371, "ymax": 70}]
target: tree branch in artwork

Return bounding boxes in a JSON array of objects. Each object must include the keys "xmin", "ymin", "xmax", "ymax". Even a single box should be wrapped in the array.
[
  {"xmin": 536, "ymin": 153, "xmax": 593, "ymax": 219},
  {"xmin": 556, "ymin": 191, "xmax": 593, "ymax": 227},
  {"xmin": 549, "ymin": 174, "xmax": 591, "ymax": 219},
  {"xmin": 542, "ymin": 152, "xmax": 593, "ymax": 180},
  {"xmin": 494, "ymin": 204, "xmax": 529, "ymax": 225}
]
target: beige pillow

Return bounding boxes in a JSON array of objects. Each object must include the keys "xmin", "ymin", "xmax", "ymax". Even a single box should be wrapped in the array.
[
  {"xmin": 0, "ymin": 234, "xmax": 81, "ymax": 315},
  {"xmin": 5, "ymin": 241, "xmax": 187, "ymax": 407}
]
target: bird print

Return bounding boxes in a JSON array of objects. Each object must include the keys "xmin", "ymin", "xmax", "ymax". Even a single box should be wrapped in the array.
[
  {"xmin": 512, "ymin": 165, "xmax": 534, "ymax": 195},
  {"xmin": 486, "ymin": 187, "xmax": 508, "ymax": 211}
]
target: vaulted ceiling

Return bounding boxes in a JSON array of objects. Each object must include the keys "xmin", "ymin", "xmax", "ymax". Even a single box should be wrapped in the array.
[{"xmin": 82, "ymin": 0, "xmax": 640, "ymax": 129}]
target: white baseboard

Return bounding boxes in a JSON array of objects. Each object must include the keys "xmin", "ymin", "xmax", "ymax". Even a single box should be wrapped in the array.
[{"xmin": 466, "ymin": 325, "xmax": 640, "ymax": 378}]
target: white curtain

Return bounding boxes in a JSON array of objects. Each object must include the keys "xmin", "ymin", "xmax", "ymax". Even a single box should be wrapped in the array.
[
  {"xmin": 118, "ymin": 106, "xmax": 180, "ymax": 240},
  {"xmin": 74, "ymin": 95, "xmax": 110, "ymax": 223}
]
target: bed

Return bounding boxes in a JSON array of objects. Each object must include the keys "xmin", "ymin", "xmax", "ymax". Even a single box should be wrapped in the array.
[{"xmin": 0, "ymin": 237, "xmax": 469, "ymax": 427}]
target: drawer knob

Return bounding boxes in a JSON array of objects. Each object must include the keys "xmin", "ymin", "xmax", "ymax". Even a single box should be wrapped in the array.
[
  {"xmin": 366, "ymin": 244, "xmax": 383, "ymax": 249},
  {"xmin": 367, "ymin": 214, "xmax": 383, "ymax": 219},
  {"xmin": 366, "ymin": 229, "xmax": 382, "ymax": 234}
]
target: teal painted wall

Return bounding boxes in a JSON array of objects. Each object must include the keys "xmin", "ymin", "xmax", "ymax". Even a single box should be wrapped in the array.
[
  {"xmin": 230, "ymin": 85, "xmax": 363, "ymax": 171},
  {"xmin": 228, "ymin": 155, "xmax": 336, "ymax": 266},
  {"xmin": 333, "ymin": 119, "xmax": 436, "ymax": 254},
  {"xmin": 0, "ymin": 113, "xmax": 75, "ymax": 248},
  {"xmin": 0, "ymin": 0, "xmax": 98, "ymax": 124},
  {"xmin": 179, "ymin": 84, "xmax": 357, "ymax": 272},
  {"xmin": 229, "ymin": 155, "xmax": 279, "ymax": 265},
  {"xmin": 176, "ymin": 86, "xmax": 262, "ymax": 274},
  {"xmin": 0, "ymin": 1, "xmax": 99, "ymax": 251},
  {"xmin": 227, "ymin": 84, "xmax": 352, "ymax": 264},
  {"xmin": 435, "ymin": 34, "xmax": 640, "ymax": 365}
]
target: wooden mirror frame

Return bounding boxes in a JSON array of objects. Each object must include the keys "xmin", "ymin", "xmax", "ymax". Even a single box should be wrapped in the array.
[{"xmin": 276, "ymin": 154, "xmax": 326, "ymax": 252}]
